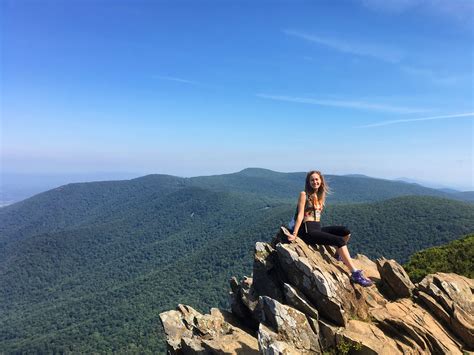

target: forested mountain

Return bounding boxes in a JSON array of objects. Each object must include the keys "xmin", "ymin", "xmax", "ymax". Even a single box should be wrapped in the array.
[
  {"xmin": 404, "ymin": 234, "xmax": 474, "ymax": 282},
  {"xmin": 1, "ymin": 169, "xmax": 473, "ymax": 353},
  {"xmin": 1, "ymin": 168, "xmax": 471, "ymax": 243}
]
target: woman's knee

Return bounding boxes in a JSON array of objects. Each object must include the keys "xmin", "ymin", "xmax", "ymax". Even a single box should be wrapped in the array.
[{"xmin": 344, "ymin": 233, "xmax": 351, "ymax": 244}]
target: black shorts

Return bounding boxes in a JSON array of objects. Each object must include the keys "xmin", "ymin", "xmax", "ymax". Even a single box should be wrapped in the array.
[{"xmin": 298, "ymin": 221, "xmax": 350, "ymax": 248}]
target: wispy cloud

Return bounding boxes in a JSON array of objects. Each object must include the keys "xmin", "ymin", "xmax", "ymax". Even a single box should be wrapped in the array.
[
  {"xmin": 401, "ymin": 66, "xmax": 467, "ymax": 85},
  {"xmin": 360, "ymin": 112, "xmax": 474, "ymax": 128},
  {"xmin": 283, "ymin": 29, "xmax": 403, "ymax": 63},
  {"xmin": 284, "ymin": 30, "xmax": 466, "ymax": 87},
  {"xmin": 257, "ymin": 94, "xmax": 427, "ymax": 114},
  {"xmin": 153, "ymin": 75, "xmax": 201, "ymax": 85}
]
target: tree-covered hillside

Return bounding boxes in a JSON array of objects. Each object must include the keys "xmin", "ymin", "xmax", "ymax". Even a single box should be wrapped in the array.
[
  {"xmin": 404, "ymin": 234, "xmax": 474, "ymax": 283},
  {"xmin": 323, "ymin": 196, "xmax": 474, "ymax": 263},
  {"xmin": 1, "ymin": 169, "xmax": 473, "ymax": 353}
]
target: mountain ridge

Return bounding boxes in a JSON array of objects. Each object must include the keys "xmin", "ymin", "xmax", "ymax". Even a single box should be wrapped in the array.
[
  {"xmin": 1, "ymin": 169, "xmax": 473, "ymax": 352},
  {"xmin": 2, "ymin": 168, "xmax": 473, "ymax": 208}
]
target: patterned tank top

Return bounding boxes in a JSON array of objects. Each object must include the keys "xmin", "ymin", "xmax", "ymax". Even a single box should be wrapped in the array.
[{"xmin": 303, "ymin": 193, "xmax": 322, "ymax": 222}]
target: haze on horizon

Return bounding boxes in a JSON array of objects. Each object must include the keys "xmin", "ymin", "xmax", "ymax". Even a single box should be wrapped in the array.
[{"xmin": 2, "ymin": 0, "xmax": 473, "ymax": 191}]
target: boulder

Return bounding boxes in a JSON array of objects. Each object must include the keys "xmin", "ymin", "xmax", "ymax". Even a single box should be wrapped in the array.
[
  {"xmin": 283, "ymin": 282, "xmax": 319, "ymax": 320},
  {"xmin": 370, "ymin": 298, "xmax": 463, "ymax": 354},
  {"xmin": 259, "ymin": 296, "xmax": 321, "ymax": 353},
  {"xmin": 160, "ymin": 233, "xmax": 473, "ymax": 355},
  {"xmin": 159, "ymin": 305, "xmax": 259, "ymax": 354},
  {"xmin": 337, "ymin": 319, "xmax": 403, "ymax": 354},
  {"xmin": 228, "ymin": 276, "xmax": 260, "ymax": 329},
  {"xmin": 376, "ymin": 257, "xmax": 415, "ymax": 300},
  {"xmin": 275, "ymin": 238, "xmax": 378, "ymax": 326},
  {"xmin": 258, "ymin": 323, "xmax": 301, "ymax": 355},
  {"xmin": 252, "ymin": 242, "xmax": 285, "ymax": 303},
  {"xmin": 416, "ymin": 273, "xmax": 474, "ymax": 349}
]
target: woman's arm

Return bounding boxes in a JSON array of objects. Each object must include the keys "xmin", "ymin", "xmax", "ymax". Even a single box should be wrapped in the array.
[{"xmin": 291, "ymin": 191, "xmax": 306, "ymax": 239}]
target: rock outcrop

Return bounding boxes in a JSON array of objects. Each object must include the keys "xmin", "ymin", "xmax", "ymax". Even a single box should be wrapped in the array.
[{"xmin": 160, "ymin": 231, "xmax": 474, "ymax": 354}]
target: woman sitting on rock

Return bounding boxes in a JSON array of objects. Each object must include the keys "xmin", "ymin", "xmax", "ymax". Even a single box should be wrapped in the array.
[{"xmin": 282, "ymin": 170, "xmax": 373, "ymax": 287}]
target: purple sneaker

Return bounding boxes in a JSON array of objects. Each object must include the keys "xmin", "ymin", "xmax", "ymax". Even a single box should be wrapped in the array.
[{"xmin": 351, "ymin": 270, "xmax": 373, "ymax": 287}]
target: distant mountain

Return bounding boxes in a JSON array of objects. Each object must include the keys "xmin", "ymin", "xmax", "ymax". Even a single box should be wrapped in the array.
[
  {"xmin": 191, "ymin": 168, "xmax": 474, "ymax": 203},
  {"xmin": 1, "ymin": 169, "xmax": 473, "ymax": 352},
  {"xmin": 3, "ymin": 168, "xmax": 474, "ymax": 207},
  {"xmin": 343, "ymin": 173, "xmax": 371, "ymax": 178},
  {"xmin": 448, "ymin": 190, "xmax": 474, "ymax": 203},
  {"xmin": 395, "ymin": 176, "xmax": 473, "ymax": 194},
  {"xmin": 0, "ymin": 172, "xmax": 141, "ymax": 206}
]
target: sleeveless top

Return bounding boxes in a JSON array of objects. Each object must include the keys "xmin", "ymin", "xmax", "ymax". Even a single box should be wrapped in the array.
[{"xmin": 303, "ymin": 192, "xmax": 322, "ymax": 222}]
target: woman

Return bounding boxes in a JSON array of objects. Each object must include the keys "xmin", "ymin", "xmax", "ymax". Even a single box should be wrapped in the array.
[{"xmin": 283, "ymin": 170, "xmax": 373, "ymax": 287}]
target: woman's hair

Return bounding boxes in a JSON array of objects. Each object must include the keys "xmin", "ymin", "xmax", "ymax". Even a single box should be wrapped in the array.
[{"xmin": 305, "ymin": 170, "xmax": 330, "ymax": 206}]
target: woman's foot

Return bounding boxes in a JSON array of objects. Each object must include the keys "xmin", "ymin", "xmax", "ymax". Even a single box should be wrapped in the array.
[{"xmin": 351, "ymin": 270, "xmax": 373, "ymax": 287}]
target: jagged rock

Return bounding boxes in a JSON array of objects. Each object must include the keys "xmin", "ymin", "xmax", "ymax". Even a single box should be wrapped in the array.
[
  {"xmin": 283, "ymin": 283, "xmax": 319, "ymax": 320},
  {"xmin": 337, "ymin": 319, "xmax": 402, "ymax": 354},
  {"xmin": 228, "ymin": 276, "xmax": 260, "ymax": 329},
  {"xmin": 416, "ymin": 273, "xmax": 474, "ymax": 349},
  {"xmin": 160, "ymin": 309, "xmax": 193, "ymax": 352},
  {"xmin": 229, "ymin": 277, "xmax": 249, "ymax": 320},
  {"xmin": 318, "ymin": 319, "xmax": 339, "ymax": 350},
  {"xmin": 370, "ymin": 298, "xmax": 463, "ymax": 354},
  {"xmin": 258, "ymin": 323, "xmax": 301, "ymax": 355},
  {"xmin": 160, "ymin": 233, "xmax": 473, "ymax": 355},
  {"xmin": 252, "ymin": 242, "xmax": 285, "ymax": 303},
  {"xmin": 275, "ymin": 238, "xmax": 380, "ymax": 326},
  {"xmin": 259, "ymin": 296, "xmax": 321, "ymax": 353},
  {"xmin": 159, "ymin": 304, "xmax": 258, "ymax": 354},
  {"xmin": 376, "ymin": 257, "xmax": 415, "ymax": 300},
  {"xmin": 181, "ymin": 337, "xmax": 206, "ymax": 354}
]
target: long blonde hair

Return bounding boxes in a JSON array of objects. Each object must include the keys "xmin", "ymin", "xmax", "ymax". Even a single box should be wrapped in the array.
[{"xmin": 305, "ymin": 170, "xmax": 329, "ymax": 207}]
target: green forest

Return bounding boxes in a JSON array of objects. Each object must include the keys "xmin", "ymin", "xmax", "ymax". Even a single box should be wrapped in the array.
[
  {"xmin": 404, "ymin": 233, "xmax": 474, "ymax": 282},
  {"xmin": 1, "ymin": 169, "xmax": 473, "ymax": 353}
]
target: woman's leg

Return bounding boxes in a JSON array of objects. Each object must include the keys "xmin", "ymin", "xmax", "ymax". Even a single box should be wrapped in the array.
[
  {"xmin": 337, "ymin": 245, "xmax": 357, "ymax": 272},
  {"xmin": 321, "ymin": 226, "xmax": 351, "ymax": 243},
  {"xmin": 321, "ymin": 226, "xmax": 351, "ymax": 257},
  {"xmin": 301, "ymin": 223, "xmax": 372, "ymax": 286}
]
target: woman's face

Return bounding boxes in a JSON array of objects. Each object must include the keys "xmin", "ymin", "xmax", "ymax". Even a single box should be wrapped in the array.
[{"xmin": 309, "ymin": 173, "xmax": 321, "ymax": 190}]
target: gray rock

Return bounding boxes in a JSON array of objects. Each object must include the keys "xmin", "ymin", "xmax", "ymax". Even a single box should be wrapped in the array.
[
  {"xmin": 160, "ymin": 233, "xmax": 472, "ymax": 355},
  {"xmin": 376, "ymin": 257, "xmax": 415, "ymax": 299},
  {"xmin": 253, "ymin": 242, "xmax": 285, "ymax": 303},
  {"xmin": 259, "ymin": 296, "xmax": 321, "ymax": 353},
  {"xmin": 228, "ymin": 276, "xmax": 260, "ymax": 330},
  {"xmin": 159, "ymin": 304, "xmax": 259, "ymax": 354},
  {"xmin": 275, "ymin": 239, "xmax": 370, "ymax": 326},
  {"xmin": 416, "ymin": 273, "xmax": 474, "ymax": 349},
  {"xmin": 283, "ymin": 283, "xmax": 319, "ymax": 320}
]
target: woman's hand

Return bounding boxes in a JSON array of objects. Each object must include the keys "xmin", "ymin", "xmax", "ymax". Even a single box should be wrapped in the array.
[{"xmin": 281, "ymin": 226, "xmax": 296, "ymax": 242}]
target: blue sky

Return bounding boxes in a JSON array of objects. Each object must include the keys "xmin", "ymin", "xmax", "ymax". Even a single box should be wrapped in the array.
[{"xmin": 2, "ymin": 0, "xmax": 473, "ymax": 189}]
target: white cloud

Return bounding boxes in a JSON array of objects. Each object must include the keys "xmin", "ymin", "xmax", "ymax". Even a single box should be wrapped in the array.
[
  {"xmin": 360, "ymin": 112, "xmax": 474, "ymax": 127},
  {"xmin": 257, "ymin": 94, "xmax": 427, "ymax": 114},
  {"xmin": 283, "ymin": 29, "xmax": 403, "ymax": 63},
  {"xmin": 401, "ymin": 66, "xmax": 467, "ymax": 85}
]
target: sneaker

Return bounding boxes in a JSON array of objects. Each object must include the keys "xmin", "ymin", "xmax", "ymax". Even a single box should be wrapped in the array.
[{"xmin": 351, "ymin": 270, "xmax": 373, "ymax": 287}]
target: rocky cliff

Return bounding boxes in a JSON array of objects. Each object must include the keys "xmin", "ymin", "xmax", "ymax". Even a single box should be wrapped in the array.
[{"xmin": 159, "ymin": 230, "xmax": 474, "ymax": 354}]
